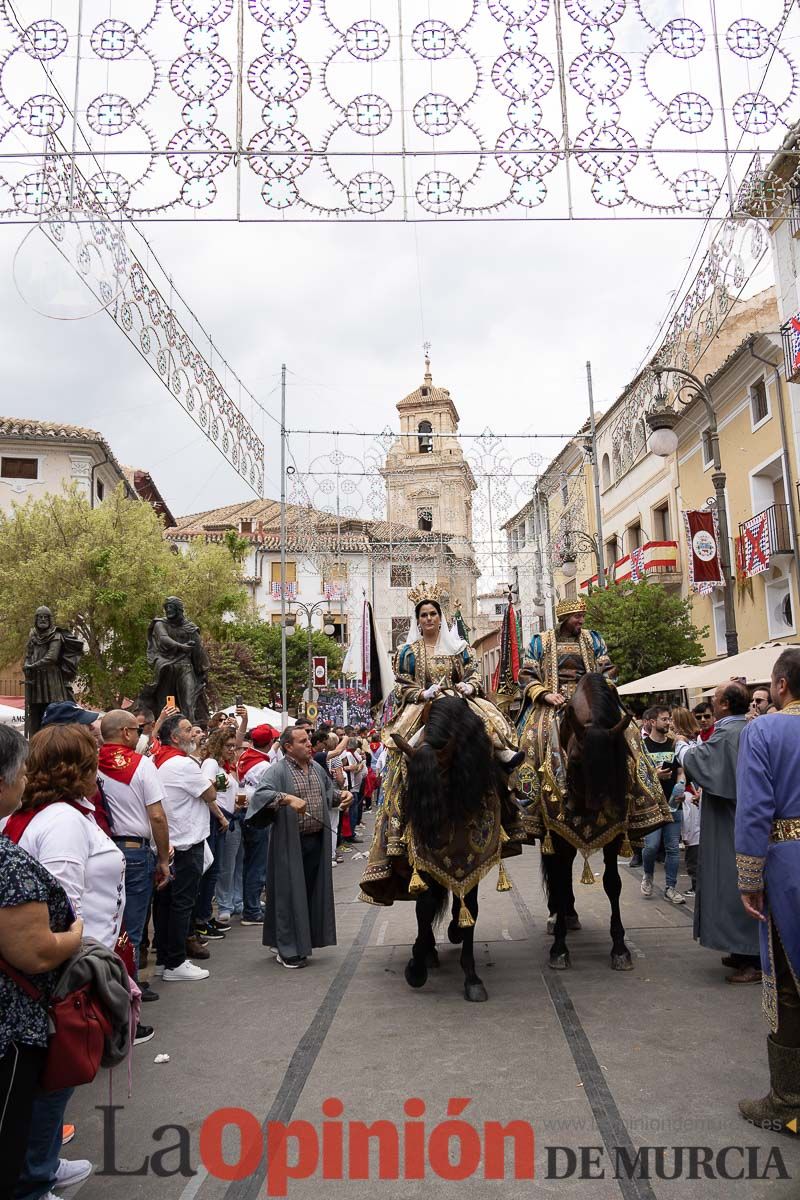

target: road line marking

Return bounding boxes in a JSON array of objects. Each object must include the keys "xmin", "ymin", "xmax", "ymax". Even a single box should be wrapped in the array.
[{"xmin": 376, "ymin": 920, "xmax": 388, "ymax": 945}]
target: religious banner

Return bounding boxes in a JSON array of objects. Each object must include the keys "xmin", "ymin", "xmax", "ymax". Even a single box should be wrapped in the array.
[
  {"xmin": 684, "ymin": 510, "xmax": 724, "ymax": 591},
  {"xmin": 741, "ymin": 513, "xmax": 772, "ymax": 577},
  {"xmin": 313, "ymin": 656, "xmax": 328, "ymax": 689}
]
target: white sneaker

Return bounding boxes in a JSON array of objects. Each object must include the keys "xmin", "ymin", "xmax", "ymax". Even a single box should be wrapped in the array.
[
  {"xmin": 665, "ymin": 886, "xmax": 686, "ymax": 906},
  {"xmin": 153, "ymin": 963, "xmax": 165, "ymax": 977},
  {"xmin": 640, "ymin": 875, "xmax": 653, "ymax": 898},
  {"xmin": 55, "ymin": 1158, "xmax": 93, "ymax": 1186},
  {"xmin": 162, "ymin": 960, "xmax": 210, "ymax": 982}
]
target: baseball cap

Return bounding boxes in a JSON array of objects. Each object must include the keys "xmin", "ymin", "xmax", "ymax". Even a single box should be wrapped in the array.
[
  {"xmin": 41, "ymin": 700, "xmax": 101, "ymax": 727},
  {"xmin": 251, "ymin": 724, "xmax": 279, "ymax": 748}
]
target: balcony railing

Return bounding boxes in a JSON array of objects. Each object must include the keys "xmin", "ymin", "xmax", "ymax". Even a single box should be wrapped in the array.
[
  {"xmin": 781, "ymin": 313, "xmax": 800, "ymax": 384},
  {"xmin": 580, "ymin": 540, "xmax": 680, "ymax": 594},
  {"xmin": 738, "ymin": 503, "xmax": 792, "ymax": 576}
]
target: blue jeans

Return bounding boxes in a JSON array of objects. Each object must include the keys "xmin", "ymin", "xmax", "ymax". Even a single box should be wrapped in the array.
[
  {"xmin": 196, "ymin": 819, "xmax": 227, "ymax": 925},
  {"xmin": 642, "ymin": 811, "xmax": 682, "ymax": 890},
  {"xmin": 14, "ymin": 1086, "xmax": 73, "ymax": 1200},
  {"xmin": 120, "ymin": 845, "xmax": 155, "ymax": 979},
  {"xmin": 216, "ymin": 815, "xmax": 244, "ymax": 918},
  {"xmin": 242, "ymin": 824, "xmax": 270, "ymax": 921}
]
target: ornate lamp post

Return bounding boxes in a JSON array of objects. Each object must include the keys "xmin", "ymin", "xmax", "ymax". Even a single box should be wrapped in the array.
[
  {"xmin": 286, "ymin": 600, "xmax": 336, "ymax": 709},
  {"xmin": 646, "ymin": 364, "xmax": 738, "ymax": 655},
  {"xmin": 558, "ymin": 529, "xmax": 604, "ymax": 583}
]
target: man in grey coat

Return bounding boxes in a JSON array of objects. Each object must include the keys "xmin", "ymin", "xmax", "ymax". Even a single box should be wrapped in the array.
[
  {"xmin": 246, "ymin": 726, "xmax": 352, "ymax": 968},
  {"xmin": 675, "ymin": 680, "xmax": 761, "ymax": 983}
]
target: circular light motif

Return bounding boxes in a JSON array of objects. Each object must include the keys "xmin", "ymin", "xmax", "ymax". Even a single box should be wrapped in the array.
[
  {"xmin": 262, "ymin": 99, "xmax": 297, "ymax": 129},
  {"xmin": 488, "ymin": 0, "xmax": 550, "ymax": 24},
  {"xmin": 167, "ymin": 128, "xmax": 232, "ymax": 179},
  {"xmin": 591, "ymin": 172, "xmax": 626, "ymax": 207},
  {"xmin": 14, "ymin": 171, "xmax": 59, "ymax": 215},
  {"xmin": 727, "ymin": 18, "xmax": 770, "ymax": 59},
  {"xmin": 508, "ymin": 98, "xmax": 543, "ymax": 130},
  {"xmin": 247, "ymin": 129, "xmax": 312, "ymax": 177},
  {"xmin": 661, "ymin": 18, "xmax": 705, "ymax": 59},
  {"xmin": 733, "ymin": 92, "xmax": 777, "ymax": 133},
  {"xmin": 262, "ymin": 23, "xmax": 296, "ymax": 54},
  {"xmin": 185, "ymin": 25, "xmax": 220, "ymax": 54},
  {"xmin": 18, "ymin": 95, "xmax": 65, "ymax": 136},
  {"xmin": 247, "ymin": 54, "xmax": 311, "ymax": 101},
  {"xmin": 511, "ymin": 174, "xmax": 547, "ymax": 207},
  {"xmin": 172, "ymin": 0, "xmax": 234, "ymax": 26},
  {"xmin": 674, "ymin": 168, "xmax": 719, "ymax": 212},
  {"xmin": 23, "ymin": 19, "xmax": 68, "ymax": 60},
  {"xmin": 413, "ymin": 94, "xmax": 460, "ymax": 136},
  {"xmin": 573, "ymin": 124, "xmax": 636, "ymax": 178},
  {"xmin": 492, "ymin": 52, "xmax": 555, "ymax": 99},
  {"xmin": 261, "ymin": 176, "xmax": 298, "ymax": 208},
  {"xmin": 346, "ymin": 94, "xmax": 393, "ymax": 136},
  {"xmin": 412, "ymin": 20, "xmax": 456, "ymax": 60},
  {"xmin": 496, "ymin": 127, "xmax": 559, "ymax": 177},
  {"xmin": 586, "ymin": 96, "xmax": 620, "ymax": 128},
  {"xmin": 580, "ymin": 23, "xmax": 614, "ymax": 53},
  {"xmin": 91, "ymin": 19, "xmax": 137, "ymax": 59},
  {"xmin": 668, "ymin": 92, "xmax": 713, "ymax": 134},
  {"xmin": 569, "ymin": 52, "xmax": 631, "ymax": 100},
  {"xmin": 564, "ymin": 0, "xmax": 624, "ymax": 24},
  {"xmin": 348, "ymin": 172, "xmax": 394, "ymax": 214},
  {"xmin": 170, "ymin": 54, "xmax": 234, "ymax": 100},
  {"xmin": 344, "ymin": 20, "xmax": 390, "ymax": 61},
  {"xmin": 182, "ymin": 98, "xmax": 219, "ymax": 129},
  {"xmin": 248, "ymin": 0, "xmax": 311, "ymax": 23},
  {"xmin": 416, "ymin": 171, "xmax": 463, "ymax": 214},
  {"xmin": 86, "ymin": 94, "xmax": 135, "ymax": 136},
  {"xmin": 504, "ymin": 23, "xmax": 538, "ymax": 54},
  {"xmin": 88, "ymin": 171, "xmax": 131, "ymax": 210}
]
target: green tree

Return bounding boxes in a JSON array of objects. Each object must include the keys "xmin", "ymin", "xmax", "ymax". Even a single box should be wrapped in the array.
[
  {"xmin": 0, "ymin": 486, "xmax": 248, "ymax": 707},
  {"xmin": 229, "ymin": 621, "xmax": 344, "ymax": 709},
  {"xmin": 584, "ymin": 580, "xmax": 708, "ymax": 684}
]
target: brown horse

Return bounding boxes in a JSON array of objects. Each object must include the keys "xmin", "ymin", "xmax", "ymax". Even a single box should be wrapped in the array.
[{"xmin": 541, "ymin": 672, "xmax": 635, "ymax": 972}]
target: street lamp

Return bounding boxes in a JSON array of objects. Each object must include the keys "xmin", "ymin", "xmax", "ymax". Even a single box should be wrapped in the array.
[
  {"xmin": 287, "ymin": 599, "xmax": 337, "ymax": 709},
  {"xmin": 646, "ymin": 363, "xmax": 739, "ymax": 655},
  {"xmin": 557, "ymin": 530, "xmax": 602, "ymax": 583}
]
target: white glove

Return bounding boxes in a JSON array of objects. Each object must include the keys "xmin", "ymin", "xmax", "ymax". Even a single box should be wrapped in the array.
[
  {"xmin": 456, "ymin": 682, "xmax": 475, "ymax": 697},
  {"xmin": 421, "ymin": 684, "xmax": 441, "ymax": 700}
]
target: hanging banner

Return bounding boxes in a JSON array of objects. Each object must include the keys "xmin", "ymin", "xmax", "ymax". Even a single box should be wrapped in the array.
[
  {"xmin": 313, "ymin": 656, "xmax": 328, "ymax": 688},
  {"xmin": 741, "ymin": 513, "xmax": 771, "ymax": 577},
  {"xmin": 684, "ymin": 510, "xmax": 724, "ymax": 591}
]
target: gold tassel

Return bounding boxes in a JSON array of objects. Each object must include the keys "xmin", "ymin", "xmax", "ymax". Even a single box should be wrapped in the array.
[
  {"xmin": 496, "ymin": 861, "xmax": 512, "ymax": 892},
  {"xmin": 542, "ymin": 830, "xmax": 555, "ymax": 855},
  {"xmin": 580, "ymin": 857, "xmax": 595, "ymax": 885},
  {"xmin": 499, "ymin": 827, "xmax": 510, "ymax": 844},
  {"xmin": 409, "ymin": 866, "xmax": 428, "ymax": 894},
  {"xmin": 458, "ymin": 897, "xmax": 475, "ymax": 927},
  {"xmin": 620, "ymin": 833, "xmax": 633, "ymax": 858}
]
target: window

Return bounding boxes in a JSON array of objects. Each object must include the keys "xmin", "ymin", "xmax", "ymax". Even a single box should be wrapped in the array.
[
  {"xmin": 240, "ymin": 519, "xmax": 252, "ymax": 534},
  {"xmin": 702, "ymin": 429, "xmax": 714, "ymax": 468},
  {"xmin": 516, "ymin": 522, "xmax": 526, "ymax": 548},
  {"xmin": 560, "ymin": 479, "xmax": 569, "ymax": 506},
  {"xmin": 601, "ymin": 453, "xmax": 611, "ymax": 490},
  {"xmin": 605, "ymin": 537, "xmax": 619, "ymax": 571},
  {"xmin": 418, "ymin": 421, "xmax": 433, "ymax": 454},
  {"xmin": 1, "ymin": 456, "xmax": 37, "ymax": 480},
  {"xmin": 627, "ymin": 522, "xmax": 642, "ymax": 553},
  {"xmin": 751, "ymin": 378, "xmax": 769, "ymax": 426},
  {"xmin": 494, "ymin": 603, "xmax": 504, "ymax": 616},
  {"xmin": 270, "ymin": 613, "xmax": 283, "ymax": 626},
  {"xmin": 391, "ymin": 617, "xmax": 409, "ymax": 649},
  {"xmin": 390, "ymin": 564, "xmax": 411, "ymax": 588},
  {"xmin": 417, "ymin": 507, "xmax": 433, "ymax": 532},
  {"xmin": 766, "ymin": 574, "xmax": 794, "ymax": 638},
  {"xmin": 564, "ymin": 579, "xmax": 577, "ymax": 599},
  {"xmin": 653, "ymin": 502, "xmax": 671, "ymax": 541},
  {"xmin": 328, "ymin": 614, "xmax": 348, "ymax": 644},
  {"xmin": 96, "ymin": 479, "xmax": 105, "ymax": 502},
  {"xmin": 270, "ymin": 560, "xmax": 297, "ymax": 583}
]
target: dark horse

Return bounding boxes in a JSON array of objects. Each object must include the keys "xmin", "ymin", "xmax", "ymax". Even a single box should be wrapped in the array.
[
  {"xmin": 541, "ymin": 672, "xmax": 634, "ymax": 972},
  {"xmin": 394, "ymin": 695, "xmax": 503, "ymax": 1003}
]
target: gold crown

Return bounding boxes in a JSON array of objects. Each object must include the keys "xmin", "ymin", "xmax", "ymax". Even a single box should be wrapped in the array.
[
  {"xmin": 408, "ymin": 580, "xmax": 448, "ymax": 609},
  {"xmin": 556, "ymin": 596, "xmax": 587, "ymax": 620}
]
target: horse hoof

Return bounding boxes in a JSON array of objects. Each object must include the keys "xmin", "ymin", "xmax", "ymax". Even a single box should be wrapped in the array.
[
  {"xmin": 548, "ymin": 952, "xmax": 571, "ymax": 971},
  {"xmin": 425, "ymin": 947, "xmax": 440, "ymax": 969},
  {"xmin": 404, "ymin": 959, "xmax": 428, "ymax": 989},
  {"xmin": 464, "ymin": 979, "xmax": 488, "ymax": 1003},
  {"xmin": 546, "ymin": 916, "xmax": 556, "ymax": 936},
  {"xmin": 447, "ymin": 920, "xmax": 465, "ymax": 945},
  {"xmin": 567, "ymin": 914, "xmax": 582, "ymax": 932},
  {"xmin": 611, "ymin": 952, "xmax": 633, "ymax": 972}
]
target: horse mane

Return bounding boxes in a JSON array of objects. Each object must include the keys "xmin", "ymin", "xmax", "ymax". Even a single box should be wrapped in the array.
[
  {"xmin": 404, "ymin": 696, "xmax": 494, "ymax": 853},
  {"xmin": 564, "ymin": 673, "xmax": 631, "ymax": 819}
]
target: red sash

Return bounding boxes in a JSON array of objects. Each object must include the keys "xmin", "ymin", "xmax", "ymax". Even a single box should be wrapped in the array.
[
  {"xmin": 98, "ymin": 744, "xmax": 140, "ymax": 786},
  {"xmin": 237, "ymin": 748, "xmax": 270, "ymax": 782},
  {"xmin": 4, "ymin": 797, "xmax": 90, "ymax": 844},
  {"xmin": 152, "ymin": 745, "xmax": 185, "ymax": 770}
]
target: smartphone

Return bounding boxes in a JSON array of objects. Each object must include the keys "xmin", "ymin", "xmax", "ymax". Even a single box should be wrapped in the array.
[
  {"xmin": 235, "ymin": 695, "xmax": 243, "ymax": 707},
  {"xmin": 166, "ymin": 695, "xmax": 175, "ymax": 708}
]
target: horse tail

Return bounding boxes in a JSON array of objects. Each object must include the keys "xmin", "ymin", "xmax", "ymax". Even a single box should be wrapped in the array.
[
  {"xmin": 405, "ymin": 740, "xmax": 444, "ymax": 853},
  {"xmin": 540, "ymin": 845, "xmax": 558, "ymax": 910}
]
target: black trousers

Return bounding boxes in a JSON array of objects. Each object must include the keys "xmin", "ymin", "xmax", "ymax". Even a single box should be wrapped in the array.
[
  {"xmin": 300, "ymin": 832, "xmax": 324, "ymax": 910},
  {"xmin": 775, "ymin": 934, "xmax": 800, "ymax": 1048},
  {"xmin": 153, "ymin": 842, "xmax": 205, "ymax": 969},
  {"xmin": 0, "ymin": 1043, "xmax": 45, "ymax": 1200}
]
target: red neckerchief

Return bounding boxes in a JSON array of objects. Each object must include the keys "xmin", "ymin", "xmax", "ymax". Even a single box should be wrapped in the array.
[
  {"xmin": 152, "ymin": 744, "xmax": 185, "ymax": 770},
  {"xmin": 4, "ymin": 797, "xmax": 97, "ymax": 844},
  {"xmin": 237, "ymin": 748, "xmax": 270, "ymax": 782},
  {"xmin": 98, "ymin": 743, "xmax": 141, "ymax": 786}
]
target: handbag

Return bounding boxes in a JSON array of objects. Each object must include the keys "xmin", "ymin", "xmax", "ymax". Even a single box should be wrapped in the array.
[{"xmin": 0, "ymin": 955, "xmax": 112, "ymax": 1091}]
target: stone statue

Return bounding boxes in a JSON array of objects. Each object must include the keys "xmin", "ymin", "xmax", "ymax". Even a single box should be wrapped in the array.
[
  {"xmin": 24, "ymin": 606, "xmax": 85, "ymax": 736},
  {"xmin": 140, "ymin": 596, "xmax": 210, "ymax": 723}
]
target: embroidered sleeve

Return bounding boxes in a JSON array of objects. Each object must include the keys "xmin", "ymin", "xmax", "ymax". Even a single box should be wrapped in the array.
[
  {"xmin": 736, "ymin": 853, "xmax": 765, "ymax": 893},
  {"xmin": 462, "ymin": 647, "xmax": 484, "ymax": 696},
  {"xmin": 393, "ymin": 644, "xmax": 423, "ymax": 705}
]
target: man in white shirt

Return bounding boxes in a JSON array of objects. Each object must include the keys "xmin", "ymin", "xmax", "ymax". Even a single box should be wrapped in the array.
[
  {"xmin": 152, "ymin": 714, "xmax": 228, "ymax": 981},
  {"xmin": 98, "ymin": 710, "xmax": 170, "ymax": 986}
]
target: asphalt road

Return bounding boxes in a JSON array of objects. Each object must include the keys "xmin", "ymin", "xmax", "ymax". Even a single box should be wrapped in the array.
[{"xmin": 61, "ymin": 815, "xmax": 800, "ymax": 1200}]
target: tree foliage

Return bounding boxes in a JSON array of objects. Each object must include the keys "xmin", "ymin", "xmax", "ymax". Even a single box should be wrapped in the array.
[
  {"xmin": 584, "ymin": 580, "xmax": 708, "ymax": 685},
  {"xmin": 0, "ymin": 486, "xmax": 248, "ymax": 707},
  {"xmin": 221, "ymin": 621, "xmax": 344, "ymax": 711}
]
